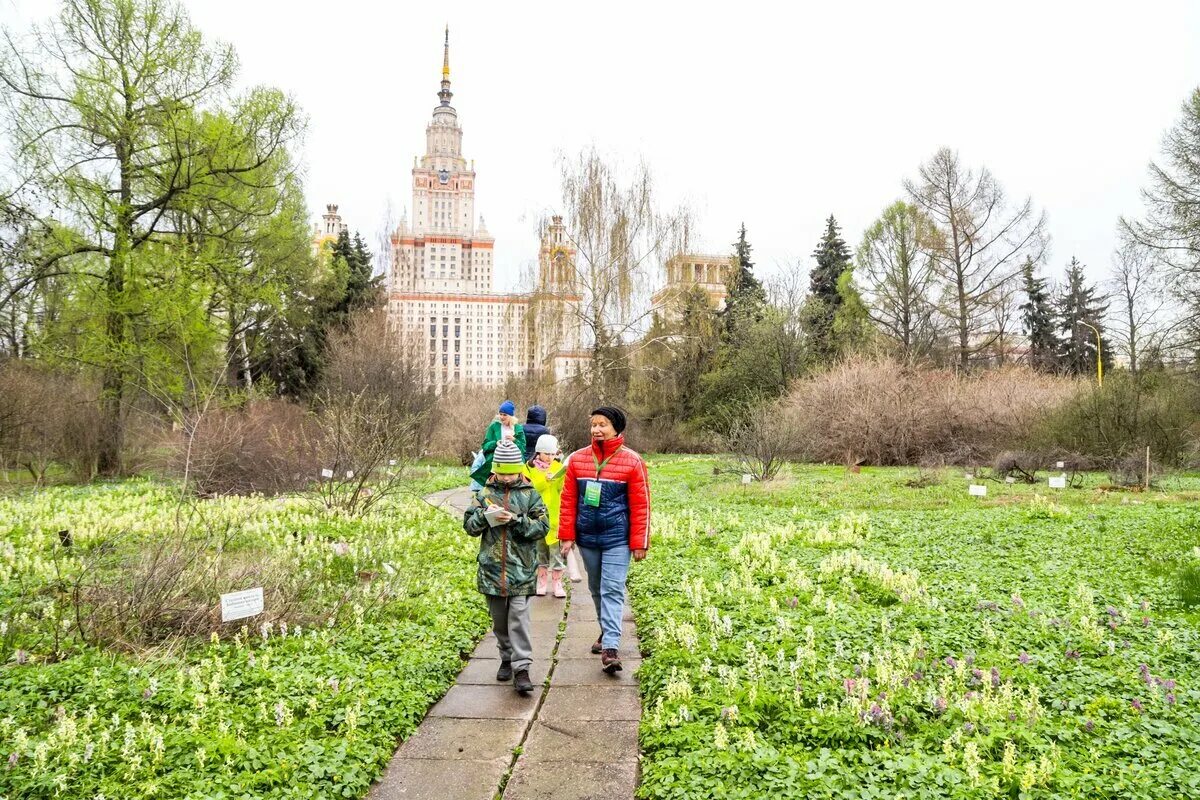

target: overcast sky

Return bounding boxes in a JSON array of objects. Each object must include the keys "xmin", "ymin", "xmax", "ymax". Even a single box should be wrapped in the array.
[{"xmin": 6, "ymin": 0, "xmax": 1200, "ymax": 291}]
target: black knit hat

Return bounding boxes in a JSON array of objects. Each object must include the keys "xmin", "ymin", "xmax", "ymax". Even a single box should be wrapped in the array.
[{"xmin": 591, "ymin": 406, "xmax": 627, "ymax": 434}]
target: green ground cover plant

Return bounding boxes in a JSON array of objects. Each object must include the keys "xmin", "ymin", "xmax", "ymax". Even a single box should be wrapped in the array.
[
  {"xmin": 0, "ymin": 466, "xmax": 480, "ymax": 799},
  {"xmin": 630, "ymin": 458, "xmax": 1200, "ymax": 799}
]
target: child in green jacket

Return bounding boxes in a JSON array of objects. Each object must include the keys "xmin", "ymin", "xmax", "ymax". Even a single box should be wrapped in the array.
[
  {"xmin": 463, "ymin": 439, "xmax": 548, "ymax": 694},
  {"xmin": 469, "ymin": 400, "xmax": 526, "ymax": 488}
]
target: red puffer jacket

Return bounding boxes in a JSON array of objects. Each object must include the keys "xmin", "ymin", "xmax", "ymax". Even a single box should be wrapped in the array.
[{"xmin": 559, "ymin": 435, "xmax": 650, "ymax": 551}]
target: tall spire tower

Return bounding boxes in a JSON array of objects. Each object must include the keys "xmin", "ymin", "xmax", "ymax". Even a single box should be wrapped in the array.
[{"xmin": 438, "ymin": 25, "xmax": 453, "ymax": 108}]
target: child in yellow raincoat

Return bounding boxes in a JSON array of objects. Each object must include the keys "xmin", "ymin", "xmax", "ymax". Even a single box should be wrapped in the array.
[{"xmin": 524, "ymin": 434, "xmax": 567, "ymax": 598}]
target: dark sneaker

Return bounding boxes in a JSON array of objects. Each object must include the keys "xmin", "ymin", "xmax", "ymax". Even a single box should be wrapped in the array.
[
  {"xmin": 591, "ymin": 638, "xmax": 602, "ymax": 655},
  {"xmin": 513, "ymin": 668, "xmax": 534, "ymax": 694},
  {"xmin": 496, "ymin": 661, "xmax": 512, "ymax": 682},
  {"xmin": 601, "ymin": 649, "xmax": 623, "ymax": 674}
]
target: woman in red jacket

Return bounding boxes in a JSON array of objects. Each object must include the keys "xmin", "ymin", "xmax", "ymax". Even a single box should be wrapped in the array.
[{"xmin": 559, "ymin": 406, "xmax": 650, "ymax": 674}]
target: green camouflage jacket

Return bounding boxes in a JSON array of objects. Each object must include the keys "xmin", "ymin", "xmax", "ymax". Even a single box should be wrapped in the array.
[{"xmin": 463, "ymin": 476, "xmax": 550, "ymax": 596}]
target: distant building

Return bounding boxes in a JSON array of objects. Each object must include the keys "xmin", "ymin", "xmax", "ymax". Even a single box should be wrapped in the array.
[
  {"xmin": 651, "ymin": 254, "xmax": 735, "ymax": 319},
  {"xmin": 364, "ymin": 29, "xmax": 731, "ymax": 388},
  {"xmin": 312, "ymin": 203, "xmax": 347, "ymax": 253}
]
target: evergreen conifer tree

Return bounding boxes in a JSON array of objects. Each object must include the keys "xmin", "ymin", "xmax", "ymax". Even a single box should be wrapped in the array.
[
  {"xmin": 721, "ymin": 223, "xmax": 766, "ymax": 342},
  {"xmin": 804, "ymin": 215, "xmax": 853, "ymax": 360},
  {"xmin": 1055, "ymin": 257, "xmax": 1110, "ymax": 376},
  {"xmin": 1019, "ymin": 256, "xmax": 1059, "ymax": 371}
]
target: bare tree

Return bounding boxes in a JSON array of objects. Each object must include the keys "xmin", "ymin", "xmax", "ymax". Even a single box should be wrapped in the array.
[
  {"xmin": 1108, "ymin": 236, "xmax": 1185, "ymax": 372},
  {"xmin": 905, "ymin": 148, "xmax": 1047, "ymax": 368},
  {"xmin": 533, "ymin": 148, "xmax": 691, "ymax": 398},
  {"xmin": 856, "ymin": 200, "xmax": 940, "ymax": 360}
]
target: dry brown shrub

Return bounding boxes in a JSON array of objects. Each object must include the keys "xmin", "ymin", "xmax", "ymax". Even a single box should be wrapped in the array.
[
  {"xmin": 781, "ymin": 358, "xmax": 1079, "ymax": 466},
  {"xmin": 0, "ymin": 360, "xmax": 101, "ymax": 482},
  {"xmin": 169, "ymin": 398, "xmax": 320, "ymax": 496}
]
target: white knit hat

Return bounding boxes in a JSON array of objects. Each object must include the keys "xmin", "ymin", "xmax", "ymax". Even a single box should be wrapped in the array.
[{"xmin": 534, "ymin": 434, "xmax": 559, "ymax": 454}]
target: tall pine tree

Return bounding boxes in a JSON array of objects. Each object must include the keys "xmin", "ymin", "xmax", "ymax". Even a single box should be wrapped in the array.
[
  {"xmin": 1055, "ymin": 257, "xmax": 1110, "ymax": 377},
  {"xmin": 804, "ymin": 215, "xmax": 853, "ymax": 360},
  {"xmin": 1019, "ymin": 256, "xmax": 1059, "ymax": 371},
  {"xmin": 720, "ymin": 223, "xmax": 766, "ymax": 342}
]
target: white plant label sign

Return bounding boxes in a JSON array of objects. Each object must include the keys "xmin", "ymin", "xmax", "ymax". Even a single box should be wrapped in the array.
[
  {"xmin": 1049, "ymin": 475, "xmax": 1067, "ymax": 489},
  {"xmin": 742, "ymin": 474, "xmax": 753, "ymax": 485},
  {"xmin": 320, "ymin": 468, "xmax": 333, "ymax": 479},
  {"xmin": 1005, "ymin": 476, "xmax": 1016, "ymax": 485},
  {"xmin": 345, "ymin": 470, "xmax": 355, "ymax": 479},
  {"xmin": 969, "ymin": 484, "xmax": 988, "ymax": 497},
  {"xmin": 220, "ymin": 587, "xmax": 264, "ymax": 623},
  {"xmin": 1056, "ymin": 461, "xmax": 1065, "ymax": 469}
]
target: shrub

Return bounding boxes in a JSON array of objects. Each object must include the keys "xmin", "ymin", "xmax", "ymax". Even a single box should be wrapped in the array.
[
  {"xmin": 780, "ymin": 358, "xmax": 1079, "ymax": 465},
  {"xmin": 0, "ymin": 360, "xmax": 101, "ymax": 482},
  {"xmin": 1032, "ymin": 370, "xmax": 1200, "ymax": 468},
  {"xmin": 169, "ymin": 398, "xmax": 319, "ymax": 496}
]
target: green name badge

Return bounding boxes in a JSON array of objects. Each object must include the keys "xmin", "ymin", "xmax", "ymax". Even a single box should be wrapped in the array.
[{"xmin": 584, "ymin": 480, "xmax": 602, "ymax": 507}]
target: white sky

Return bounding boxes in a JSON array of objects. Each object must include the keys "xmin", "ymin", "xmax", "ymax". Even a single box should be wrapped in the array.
[{"xmin": 5, "ymin": 0, "xmax": 1200, "ymax": 291}]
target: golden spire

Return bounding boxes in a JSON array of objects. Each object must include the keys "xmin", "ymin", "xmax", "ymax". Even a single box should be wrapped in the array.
[{"xmin": 442, "ymin": 25, "xmax": 450, "ymax": 80}]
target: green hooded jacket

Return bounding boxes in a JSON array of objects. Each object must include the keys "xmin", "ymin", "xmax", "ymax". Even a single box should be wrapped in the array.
[
  {"xmin": 470, "ymin": 420, "xmax": 527, "ymax": 486},
  {"xmin": 463, "ymin": 475, "xmax": 549, "ymax": 596}
]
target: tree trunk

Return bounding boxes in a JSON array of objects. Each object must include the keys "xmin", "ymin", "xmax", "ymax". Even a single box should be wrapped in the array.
[{"xmin": 98, "ymin": 138, "xmax": 132, "ymax": 476}]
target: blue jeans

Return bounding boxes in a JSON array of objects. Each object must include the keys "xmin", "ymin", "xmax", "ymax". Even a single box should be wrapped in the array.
[{"xmin": 576, "ymin": 544, "xmax": 631, "ymax": 650}]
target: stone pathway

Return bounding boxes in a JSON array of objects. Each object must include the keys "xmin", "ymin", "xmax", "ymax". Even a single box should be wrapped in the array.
[{"xmin": 368, "ymin": 487, "xmax": 641, "ymax": 800}]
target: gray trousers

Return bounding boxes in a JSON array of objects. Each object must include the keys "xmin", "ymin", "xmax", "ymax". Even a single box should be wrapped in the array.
[{"xmin": 486, "ymin": 594, "xmax": 533, "ymax": 671}]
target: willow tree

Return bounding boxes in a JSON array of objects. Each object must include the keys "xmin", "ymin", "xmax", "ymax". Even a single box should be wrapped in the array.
[
  {"xmin": 0, "ymin": 0, "xmax": 305, "ymax": 473},
  {"xmin": 534, "ymin": 148, "xmax": 690, "ymax": 400}
]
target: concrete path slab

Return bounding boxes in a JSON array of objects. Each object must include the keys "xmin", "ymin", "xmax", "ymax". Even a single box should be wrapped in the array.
[
  {"xmin": 370, "ymin": 755, "xmax": 507, "ymax": 800},
  {"xmin": 539, "ymin": 686, "xmax": 642, "ymax": 723},
  {"xmin": 429, "ymin": 684, "xmax": 540, "ymax": 721},
  {"xmin": 552, "ymin": 657, "xmax": 641, "ymax": 686},
  {"xmin": 502, "ymin": 759, "xmax": 639, "ymax": 800},
  {"xmin": 396, "ymin": 718, "xmax": 526, "ymax": 761},
  {"xmin": 520, "ymin": 720, "xmax": 639, "ymax": 764}
]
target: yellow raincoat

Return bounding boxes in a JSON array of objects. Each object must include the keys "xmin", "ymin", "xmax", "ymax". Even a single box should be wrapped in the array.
[{"xmin": 524, "ymin": 459, "xmax": 565, "ymax": 545}]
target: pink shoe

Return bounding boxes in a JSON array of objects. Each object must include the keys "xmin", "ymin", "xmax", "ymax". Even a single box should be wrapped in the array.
[
  {"xmin": 551, "ymin": 569, "xmax": 566, "ymax": 598},
  {"xmin": 535, "ymin": 566, "xmax": 548, "ymax": 596}
]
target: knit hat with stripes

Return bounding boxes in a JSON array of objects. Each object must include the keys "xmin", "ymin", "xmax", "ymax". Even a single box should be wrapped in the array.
[{"xmin": 492, "ymin": 439, "xmax": 525, "ymax": 474}]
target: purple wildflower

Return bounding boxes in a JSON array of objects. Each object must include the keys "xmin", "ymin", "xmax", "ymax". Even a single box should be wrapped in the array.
[
  {"xmin": 917, "ymin": 648, "xmax": 927, "ymax": 660},
  {"xmin": 966, "ymin": 691, "xmax": 979, "ymax": 701},
  {"xmin": 1011, "ymin": 593, "xmax": 1025, "ymax": 609},
  {"xmin": 7, "ymin": 752, "xmax": 17, "ymax": 768},
  {"xmin": 1167, "ymin": 693, "xmax": 1177, "ymax": 705},
  {"xmin": 1142, "ymin": 617, "xmax": 1151, "ymax": 627},
  {"xmin": 970, "ymin": 668, "xmax": 983, "ymax": 685},
  {"xmin": 966, "ymin": 654, "xmax": 975, "ymax": 667},
  {"xmin": 1085, "ymin": 719, "xmax": 1095, "ymax": 732},
  {"xmin": 991, "ymin": 667, "xmax": 1001, "ymax": 688},
  {"xmin": 1140, "ymin": 599, "xmax": 1150, "ymax": 611},
  {"xmin": 1106, "ymin": 606, "xmax": 1119, "ymax": 618},
  {"xmin": 912, "ymin": 670, "xmax": 924, "ymax": 682},
  {"xmin": 1139, "ymin": 664, "xmax": 1152, "ymax": 685},
  {"xmin": 1066, "ymin": 649, "xmax": 1081, "ymax": 660},
  {"xmin": 1131, "ymin": 699, "xmax": 1144, "ymax": 713},
  {"xmin": 1008, "ymin": 712, "xmax": 1017, "ymax": 722},
  {"xmin": 963, "ymin": 722, "xmax": 975, "ymax": 734},
  {"xmin": 1018, "ymin": 651, "xmax": 1031, "ymax": 665},
  {"xmin": 14, "ymin": 650, "xmax": 27, "ymax": 665},
  {"xmin": 1108, "ymin": 620, "xmax": 1119, "ymax": 631},
  {"xmin": 934, "ymin": 696, "xmax": 948, "ymax": 714},
  {"xmin": 945, "ymin": 656, "xmax": 958, "ymax": 669},
  {"xmin": 786, "ymin": 596, "xmax": 799, "ymax": 609},
  {"xmin": 1163, "ymin": 679, "xmax": 1176, "ymax": 691},
  {"xmin": 844, "ymin": 678, "xmax": 857, "ymax": 695}
]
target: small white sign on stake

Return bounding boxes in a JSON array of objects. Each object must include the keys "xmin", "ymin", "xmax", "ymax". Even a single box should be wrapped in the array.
[
  {"xmin": 320, "ymin": 468, "xmax": 333, "ymax": 479},
  {"xmin": 1056, "ymin": 461, "xmax": 1065, "ymax": 469},
  {"xmin": 220, "ymin": 587, "xmax": 264, "ymax": 623},
  {"xmin": 388, "ymin": 459, "xmax": 397, "ymax": 467},
  {"xmin": 1049, "ymin": 475, "xmax": 1067, "ymax": 489},
  {"xmin": 742, "ymin": 474, "xmax": 753, "ymax": 485},
  {"xmin": 1005, "ymin": 476, "xmax": 1016, "ymax": 485},
  {"xmin": 345, "ymin": 470, "xmax": 355, "ymax": 479},
  {"xmin": 969, "ymin": 484, "xmax": 988, "ymax": 497}
]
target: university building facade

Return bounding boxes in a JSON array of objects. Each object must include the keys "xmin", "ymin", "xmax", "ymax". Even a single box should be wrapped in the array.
[{"xmin": 376, "ymin": 30, "xmax": 733, "ymax": 389}]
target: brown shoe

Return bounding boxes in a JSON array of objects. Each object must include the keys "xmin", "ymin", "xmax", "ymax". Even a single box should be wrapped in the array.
[
  {"xmin": 513, "ymin": 669, "xmax": 534, "ymax": 694},
  {"xmin": 601, "ymin": 649, "xmax": 623, "ymax": 674},
  {"xmin": 590, "ymin": 638, "xmax": 602, "ymax": 655}
]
